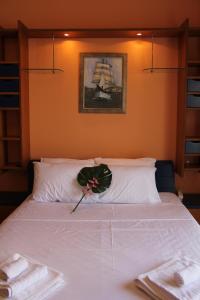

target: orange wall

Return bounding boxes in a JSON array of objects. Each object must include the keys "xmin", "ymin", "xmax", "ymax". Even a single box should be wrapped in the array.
[{"xmin": 29, "ymin": 38, "xmax": 178, "ymax": 159}]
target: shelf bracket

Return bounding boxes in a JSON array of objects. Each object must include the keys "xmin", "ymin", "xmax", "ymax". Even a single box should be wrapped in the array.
[
  {"xmin": 23, "ymin": 34, "xmax": 64, "ymax": 73},
  {"xmin": 143, "ymin": 35, "xmax": 185, "ymax": 72}
]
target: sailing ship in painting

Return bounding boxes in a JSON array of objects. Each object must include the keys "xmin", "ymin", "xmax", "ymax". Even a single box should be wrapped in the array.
[
  {"xmin": 92, "ymin": 59, "xmax": 122, "ymax": 100},
  {"xmin": 81, "ymin": 54, "xmax": 126, "ymax": 111}
]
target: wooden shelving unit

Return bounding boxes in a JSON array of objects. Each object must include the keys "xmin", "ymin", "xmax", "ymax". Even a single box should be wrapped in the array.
[
  {"xmin": 0, "ymin": 21, "xmax": 29, "ymax": 171},
  {"xmin": 177, "ymin": 20, "xmax": 200, "ymax": 175}
]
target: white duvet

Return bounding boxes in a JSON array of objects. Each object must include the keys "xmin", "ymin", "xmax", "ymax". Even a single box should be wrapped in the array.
[{"xmin": 0, "ymin": 193, "xmax": 200, "ymax": 300}]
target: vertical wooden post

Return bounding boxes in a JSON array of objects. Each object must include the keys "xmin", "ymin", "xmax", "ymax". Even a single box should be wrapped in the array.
[
  {"xmin": 18, "ymin": 20, "xmax": 30, "ymax": 168},
  {"xmin": 176, "ymin": 19, "xmax": 189, "ymax": 176}
]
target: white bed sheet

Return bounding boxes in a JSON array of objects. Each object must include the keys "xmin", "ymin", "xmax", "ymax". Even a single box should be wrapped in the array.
[{"xmin": 0, "ymin": 193, "xmax": 200, "ymax": 300}]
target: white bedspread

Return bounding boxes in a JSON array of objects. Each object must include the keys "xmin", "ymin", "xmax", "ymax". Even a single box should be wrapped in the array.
[{"xmin": 0, "ymin": 193, "xmax": 200, "ymax": 300}]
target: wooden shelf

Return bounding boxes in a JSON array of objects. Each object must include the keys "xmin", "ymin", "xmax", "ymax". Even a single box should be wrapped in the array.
[
  {"xmin": 0, "ymin": 77, "xmax": 19, "ymax": 80},
  {"xmin": 24, "ymin": 68, "xmax": 64, "ymax": 72},
  {"xmin": 0, "ymin": 29, "xmax": 18, "ymax": 38},
  {"xmin": 187, "ymin": 91, "xmax": 200, "ymax": 95},
  {"xmin": 28, "ymin": 27, "xmax": 180, "ymax": 38},
  {"xmin": 0, "ymin": 164, "xmax": 22, "ymax": 171},
  {"xmin": 3, "ymin": 24, "xmax": 200, "ymax": 39},
  {"xmin": 186, "ymin": 107, "xmax": 200, "ymax": 111},
  {"xmin": 184, "ymin": 153, "xmax": 200, "ymax": 157},
  {"xmin": 1, "ymin": 23, "xmax": 200, "ymax": 39},
  {"xmin": 189, "ymin": 27, "xmax": 200, "ymax": 37},
  {"xmin": 0, "ymin": 107, "xmax": 19, "ymax": 111},
  {"xmin": 1, "ymin": 137, "xmax": 21, "ymax": 141},
  {"xmin": 187, "ymin": 76, "xmax": 200, "ymax": 79},
  {"xmin": 184, "ymin": 165, "xmax": 200, "ymax": 170},
  {"xmin": 188, "ymin": 60, "xmax": 200, "ymax": 66},
  {"xmin": 185, "ymin": 137, "xmax": 200, "ymax": 141},
  {"xmin": 144, "ymin": 67, "xmax": 184, "ymax": 72},
  {"xmin": 0, "ymin": 61, "xmax": 19, "ymax": 64},
  {"xmin": 0, "ymin": 92, "xmax": 19, "ymax": 95}
]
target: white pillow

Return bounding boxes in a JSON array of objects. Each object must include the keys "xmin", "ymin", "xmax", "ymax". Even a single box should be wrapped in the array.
[
  {"xmin": 94, "ymin": 157, "xmax": 156, "ymax": 166},
  {"xmin": 98, "ymin": 166, "xmax": 161, "ymax": 204},
  {"xmin": 32, "ymin": 162, "xmax": 98, "ymax": 203},
  {"xmin": 41, "ymin": 157, "xmax": 95, "ymax": 164}
]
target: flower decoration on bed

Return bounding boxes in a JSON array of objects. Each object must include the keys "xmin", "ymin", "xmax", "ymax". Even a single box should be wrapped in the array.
[{"xmin": 71, "ymin": 164, "xmax": 112, "ymax": 213}]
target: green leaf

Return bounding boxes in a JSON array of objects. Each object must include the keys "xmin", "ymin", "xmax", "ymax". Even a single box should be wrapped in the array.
[
  {"xmin": 77, "ymin": 164, "xmax": 112, "ymax": 193},
  {"xmin": 72, "ymin": 164, "xmax": 112, "ymax": 213}
]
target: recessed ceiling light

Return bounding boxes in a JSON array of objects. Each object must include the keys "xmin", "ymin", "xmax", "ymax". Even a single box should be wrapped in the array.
[
  {"xmin": 64, "ymin": 33, "xmax": 69, "ymax": 37},
  {"xmin": 136, "ymin": 33, "xmax": 142, "ymax": 36}
]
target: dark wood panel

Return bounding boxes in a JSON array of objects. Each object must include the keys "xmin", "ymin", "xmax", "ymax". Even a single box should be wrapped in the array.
[
  {"xmin": 188, "ymin": 37, "xmax": 200, "ymax": 61},
  {"xmin": 189, "ymin": 27, "xmax": 200, "ymax": 37},
  {"xmin": 176, "ymin": 19, "xmax": 189, "ymax": 176},
  {"xmin": 189, "ymin": 209, "xmax": 200, "ymax": 223},
  {"xmin": 18, "ymin": 21, "xmax": 30, "ymax": 168},
  {"xmin": 0, "ymin": 205, "xmax": 16, "ymax": 223},
  {"xmin": 0, "ymin": 29, "xmax": 17, "ymax": 38},
  {"xmin": 0, "ymin": 36, "xmax": 4, "ymax": 61},
  {"xmin": 4, "ymin": 38, "xmax": 19, "ymax": 61},
  {"xmin": 185, "ymin": 110, "xmax": 200, "ymax": 137},
  {"xmin": 28, "ymin": 28, "xmax": 180, "ymax": 38},
  {"xmin": 0, "ymin": 191, "xmax": 28, "ymax": 204},
  {"xmin": 0, "ymin": 23, "xmax": 198, "ymax": 40},
  {"xmin": 0, "ymin": 190, "xmax": 28, "ymax": 222},
  {"xmin": 3, "ymin": 110, "xmax": 20, "ymax": 137}
]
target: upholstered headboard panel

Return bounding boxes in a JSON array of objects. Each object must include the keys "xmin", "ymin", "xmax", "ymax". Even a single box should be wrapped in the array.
[
  {"xmin": 155, "ymin": 160, "xmax": 176, "ymax": 193},
  {"xmin": 27, "ymin": 159, "xmax": 176, "ymax": 194}
]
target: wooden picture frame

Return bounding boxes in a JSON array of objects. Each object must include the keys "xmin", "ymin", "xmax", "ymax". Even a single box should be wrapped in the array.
[{"xmin": 79, "ymin": 53, "xmax": 127, "ymax": 113}]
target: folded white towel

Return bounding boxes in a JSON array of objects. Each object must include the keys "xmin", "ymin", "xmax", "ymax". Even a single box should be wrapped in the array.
[
  {"xmin": 0, "ymin": 253, "xmax": 29, "ymax": 281},
  {"xmin": 174, "ymin": 262, "xmax": 200, "ymax": 286},
  {"xmin": 0, "ymin": 265, "xmax": 48, "ymax": 298},
  {"xmin": 17, "ymin": 270, "xmax": 65, "ymax": 300},
  {"xmin": 135, "ymin": 256, "xmax": 200, "ymax": 300},
  {"xmin": 0, "ymin": 254, "xmax": 65, "ymax": 300}
]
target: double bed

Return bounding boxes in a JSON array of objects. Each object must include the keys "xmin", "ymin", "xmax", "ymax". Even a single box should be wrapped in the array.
[{"xmin": 0, "ymin": 160, "xmax": 200, "ymax": 300}]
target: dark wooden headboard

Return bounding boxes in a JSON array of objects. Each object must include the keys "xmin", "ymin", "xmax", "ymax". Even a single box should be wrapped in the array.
[
  {"xmin": 155, "ymin": 160, "xmax": 176, "ymax": 193},
  {"xmin": 27, "ymin": 160, "xmax": 176, "ymax": 194}
]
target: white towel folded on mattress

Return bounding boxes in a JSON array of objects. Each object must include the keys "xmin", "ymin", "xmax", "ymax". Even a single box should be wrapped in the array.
[
  {"xmin": 0, "ymin": 265, "xmax": 48, "ymax": 298},
  {"xmin": 135, "ymin": 256, "xmax": 200, "ymax": 300},
  {"xmin": 174, "ymin": 262, "xmax": 200, "ymax": 286},
  {"xmin": 0, "ymin": 253, "xmax": 29, "ymax": 281},
  {"xmin": 0, "ymin": 254, "xmax": 65, "ymax": 300}
]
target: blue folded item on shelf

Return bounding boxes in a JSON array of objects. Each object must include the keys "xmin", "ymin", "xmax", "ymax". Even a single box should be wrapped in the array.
[
  {"xmin": 185, "ymin": 141, "xmax": 200, "ymax": 154},
  {"xmin": 188, "ymin": 79, "xmax": 200, "ymax": 92},
  {"xmin": 0, "ymin": 79, "xmax": 19, "ymax": 92},
  {"xmin": 187, "ymin": 94, "xmax": 200, "ymax": 108},
  {"xmin": 0, "ymin": 64, "xmax": 19, "ymax": 77},
  {"xmin": 0, "ymin": 95, "xmax": 19, "ymax": 107}
]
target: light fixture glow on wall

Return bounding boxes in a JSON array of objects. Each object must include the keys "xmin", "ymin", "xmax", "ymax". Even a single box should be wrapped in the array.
[
  {"xmin": 64, "ymin": 33, "xmax": 69, "ymax": 37},
  {"xmin": 136, "ymin": 33, "xmax": 142, "ymax": 36}
]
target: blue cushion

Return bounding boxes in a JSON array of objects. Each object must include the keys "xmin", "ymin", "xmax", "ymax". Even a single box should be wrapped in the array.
[{"xmin": 155, "ymin": 160, "xmax": 176, "ymax": 193}]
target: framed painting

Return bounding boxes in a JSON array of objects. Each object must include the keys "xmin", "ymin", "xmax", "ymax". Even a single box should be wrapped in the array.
[{"xmin": 79, "ymin": 53, "xmax": 127, "ymax": 113}]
